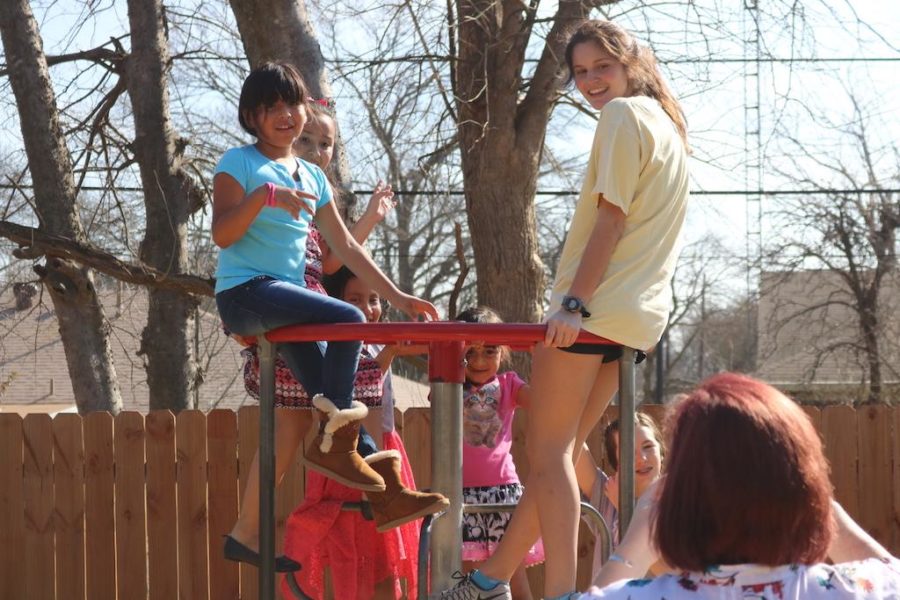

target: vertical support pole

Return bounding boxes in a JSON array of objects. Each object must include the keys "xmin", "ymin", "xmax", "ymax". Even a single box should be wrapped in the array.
[
  {"xmin": 428, "ymin": 340, "xmax": 466, "ymax": 596},
  {"xmin": 618, "ymin": 347, "xmax": 636, "ymax": 534},
  {"xmin": 654, "ymin": 330, "xmax": 666, "ymax": 404},
  {"xmin": 258, "ymin": 337, "xmax": 276, "ymax": 600}
]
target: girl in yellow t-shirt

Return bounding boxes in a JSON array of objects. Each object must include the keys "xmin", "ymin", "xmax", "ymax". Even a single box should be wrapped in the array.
[{"xmin": 440, "ymin": 20, "xmax": 689, "ymax": 600}]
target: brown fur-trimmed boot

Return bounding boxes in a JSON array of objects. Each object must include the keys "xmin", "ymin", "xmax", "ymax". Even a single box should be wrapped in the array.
[
  {"xmin": 303, "ymin": 395, "xmax": 386, "ymax": 492},
  {"xmin": 364, "ymin": 450, "xmax": 450, "ymax": 532}
]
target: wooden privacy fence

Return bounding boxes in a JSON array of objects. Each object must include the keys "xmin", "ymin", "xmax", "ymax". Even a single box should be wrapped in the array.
[{"xmin": 0, "ymin": 403, "xmax": 898, "ymax": 600}]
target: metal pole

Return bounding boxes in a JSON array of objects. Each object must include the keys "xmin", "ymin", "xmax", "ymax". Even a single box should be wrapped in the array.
[
  {"xmin": 617, "ymin": 348, "xmax": 636, "ymax": 533},
  {"xmin": 579, "ymin": 502, "xmax": 612, "ymax": 567},
  {"xmin": 258, "ymin": 338, "xmax": 277, "ymax": 600},
  {"xmin": 428, "ymin": 341, "xmax": 465, "ymax": 596},
  {"xmin": 654, "ymin": 331, "xmax": 665, "ymax": 404}
]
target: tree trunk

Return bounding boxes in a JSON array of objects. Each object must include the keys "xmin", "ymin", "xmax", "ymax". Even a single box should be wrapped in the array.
[
  {"xmin": 0, "ymin": 0, "xmax": 122, "ymax": 414},
  {"xmin": 859, "ymin": 300, "xmax": 883, "ymax": 404},
  {"xmin": 228, "ymin": 0, "xmax": 355, "ymax": 213},
  {"xmin": 125, "ymin": 0, "xmax": 200, "ymax": 411},
  {"xmin": 454, "ymin": 0, "xmax": 603, "ymax": 324}
]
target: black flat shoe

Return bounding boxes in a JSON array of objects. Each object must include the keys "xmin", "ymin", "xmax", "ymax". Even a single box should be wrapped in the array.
[{"xmin": 223, "ymin": 535, "xmax": 301, "ymax": 572}]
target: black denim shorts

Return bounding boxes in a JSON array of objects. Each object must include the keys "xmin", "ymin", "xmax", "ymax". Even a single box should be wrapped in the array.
[{"xmin": 559, "ymin": 343, "xmax": 647, "ymax": 364}]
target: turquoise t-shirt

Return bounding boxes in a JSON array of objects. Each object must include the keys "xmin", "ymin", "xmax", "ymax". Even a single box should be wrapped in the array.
[{"xmin": 213, "ymin": 145, "xmax": 332, "ymax": 293}]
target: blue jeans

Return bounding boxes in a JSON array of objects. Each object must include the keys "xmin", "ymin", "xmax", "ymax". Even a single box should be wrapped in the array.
[{"xmin": 216, "ymin": 276, "xmax": 377, "ymax": 456}]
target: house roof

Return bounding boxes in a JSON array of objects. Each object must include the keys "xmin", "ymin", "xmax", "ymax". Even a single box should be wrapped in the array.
[
  {"xmin": 0, "ymin": 283, "xmax": 430, "ymax": 414},
  {"xmin": 756, "ymin": 269, "xmax": 900, "ymax": 386}
]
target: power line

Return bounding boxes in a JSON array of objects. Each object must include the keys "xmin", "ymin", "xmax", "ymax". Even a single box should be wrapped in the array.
[
  {"xmin": 660, "ymin": 57, "xmax": 900, "ymax": 64},
  {"xmin": 355, "ymin": 189, "xmax": 900, "ymax": 197},
  {"xmin": 1, "ymin": 184, "xmax": 897, "ymax": 196},
  {"xmin": 327, "ymin": 56, "xmax": 900, "ymax": 65}
]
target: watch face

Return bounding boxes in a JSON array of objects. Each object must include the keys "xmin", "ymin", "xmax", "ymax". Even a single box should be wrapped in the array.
[{"xmin": 563, "ymin": 296, "xmax": 579, "ymax": 312}]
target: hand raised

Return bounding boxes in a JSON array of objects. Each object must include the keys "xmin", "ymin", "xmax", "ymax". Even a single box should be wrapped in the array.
[
  {"xmin": 394, "ymin": 293, "xmax": 440, "ymax": 322},
  {"xmin": 365, "ymin": 180, "xmax": 397, "ymax": 221}
]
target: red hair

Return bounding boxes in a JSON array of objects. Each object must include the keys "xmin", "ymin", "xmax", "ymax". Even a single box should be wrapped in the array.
[{"xmin": 653, "ymin": 373, "xmax": 834, "ymax": 571}]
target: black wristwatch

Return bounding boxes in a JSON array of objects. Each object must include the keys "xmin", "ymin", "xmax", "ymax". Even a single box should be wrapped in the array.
[{"xmin": 561, "ymin": 295, "xmax": 591, "ymax": 318}]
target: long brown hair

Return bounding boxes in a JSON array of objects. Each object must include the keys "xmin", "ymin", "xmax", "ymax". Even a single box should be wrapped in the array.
[
  {"xmin": 564, "ymin": 20, "xmax": 688, "ymax": 146},
  {"xmin": 653, "ymin": 373, "xmax": 834, "ymax": 571}
]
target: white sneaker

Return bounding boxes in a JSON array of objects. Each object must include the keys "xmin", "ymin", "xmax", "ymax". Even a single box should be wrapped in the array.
[{"xmin": 438, "ymin": 572, "xmax": 512, "ymax": 600}]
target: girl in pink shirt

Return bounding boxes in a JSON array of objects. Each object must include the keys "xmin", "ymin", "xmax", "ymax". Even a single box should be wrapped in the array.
[{"xmin": 456, "ymin": 306, "xmax": 544, "ymax": 600}]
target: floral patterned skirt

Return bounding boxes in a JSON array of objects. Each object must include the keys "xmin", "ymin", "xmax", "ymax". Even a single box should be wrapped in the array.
[{"xmin": 461, "ymin": 483, "xmax": 544, "ymax": 566}]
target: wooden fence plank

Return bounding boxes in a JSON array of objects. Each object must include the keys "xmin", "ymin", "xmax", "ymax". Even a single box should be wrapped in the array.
[
  {"xmin": 84, "ymin": 412, "xmax": 116, "ymax": 600},
  {"xmin": 177, "ymin": 410, "xmax": 209, "ymax": 600},
  {"xmin": 238, "ymin": 406, "xmax": 259, "ymax": 600},
  {"xmin": 393, "ymin": 407, "xmax": 403, "ymax": 439},
  {"xmin": 402, "ymin": 408, "xmax": 432, "ymax": 489},
  {"xmin": 146, "ymin": 410, "xmax": 178, "ymax": 600},
  {"xmin": 24, "ymin": 414, "xmax": 55, "ymax": 600},
  {"xmin": 857, "ymin": 405, "xmax": 892, "ymax": 549},
  {"xmin": 822, "ymin": 405, "xmax": 860, "ymax": 519},
  {"xmin": 10, "ymin": 403, "xmax": 900, "ymax": 599},
  {"xmin": 893, "ymin": 408, "xmax": 900, "ymax": 555},
  {"xmin": 0, "ymin": 414, "xmax": 25, "ymax": 600},
  {"xmin": 115, "ymin": 412, "xmax": 147, "ymax": 600},
  {"xmin": 641, "ymin": 405, "xmax": 667, "ymax": 429},
  {"xmin": 53, "ymin": 414, "xmax": 85, "ymax": 600},
  {"xmin": 207, "ymin": 409, "xmax": 239, "ymax": 599},
  {"xmin": 802, "ymin": 405, "xmax": 823, "ymax": 438}
]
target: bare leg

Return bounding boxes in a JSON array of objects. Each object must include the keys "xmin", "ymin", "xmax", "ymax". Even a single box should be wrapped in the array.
[
  {"xmin": 229, "ymin": 408, "xmax": 306, "ymax": 549},
  {"xmin": 528, "ymin": 352, "xmax": 621, "ymax": 596},
  {"xmin": 463, "ymin": 560, "xmax": 482, "ymax": 573},
  {"xmin": 509, "ymin": 563, "xmax": 534, "ymax": 600},
  {"xmin": 574, "ymin": 360, "xmax": 621, "ymax": 449},
  {"xmin": 478, "ymin": 355, "xmax": 620, "ymax": 591}
]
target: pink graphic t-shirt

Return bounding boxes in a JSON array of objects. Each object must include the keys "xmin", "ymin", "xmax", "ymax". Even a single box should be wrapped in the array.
[{"xmin": 462, "ymin": 371, "xmax": 526, "ymax": 488}]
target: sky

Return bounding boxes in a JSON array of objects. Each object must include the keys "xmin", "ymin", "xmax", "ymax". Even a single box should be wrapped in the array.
[
  {"xmin": 2, "ymin": 0, "xmax": 898, "ymax": 301},
  {"xmin": 547, "ymin": 0, "xmax": 900, "ymax": 298}
]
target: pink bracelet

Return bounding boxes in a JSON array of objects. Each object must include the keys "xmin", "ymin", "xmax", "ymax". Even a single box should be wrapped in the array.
[{"xmin": 264, "ymin": 182, "xmax": 277, "ymax": 207}]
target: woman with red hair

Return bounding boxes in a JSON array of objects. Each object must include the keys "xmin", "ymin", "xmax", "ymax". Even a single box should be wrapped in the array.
[{"xmin": 583, "ymin": 373, "xmax": 899, "ymax": 599}]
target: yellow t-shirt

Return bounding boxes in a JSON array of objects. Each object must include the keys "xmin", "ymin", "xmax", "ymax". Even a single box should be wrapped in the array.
[{"xmin": 550, "ymin": 96, "xmax": 689, "ymax": 350}]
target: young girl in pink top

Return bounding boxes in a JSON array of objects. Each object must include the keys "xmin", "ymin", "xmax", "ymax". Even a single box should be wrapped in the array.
[{"xmin": 456, "ymin": 307, "xmax": 543, "ymax": 600}]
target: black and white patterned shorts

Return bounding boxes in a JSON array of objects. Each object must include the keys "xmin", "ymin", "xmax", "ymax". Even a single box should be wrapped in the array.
[{"xmin": 461, "ymin": 483, "xmax": 544, "ymax": 565}]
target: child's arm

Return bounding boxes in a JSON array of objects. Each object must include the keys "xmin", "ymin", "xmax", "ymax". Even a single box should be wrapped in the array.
[
  {"xmin": 315, "ymin": 202, "xmax": 438, "ymax": 321},
  {"xmin": 321, "ymin": 181, "xmax": 395, "ymax": 274},
  {"xmin": 212, "ymin": 174, "xmax": 317, "ymax": 248},
  {"xmin": 828, "ymin": 500, "xmax": 893, "ymax": 562},
  {"xmin": 574, "ymin": 442, "xmax": 600, "ymax": 498},
  {"xmin": 374, "ymin": 343, "xmax": 428, "ymax": 373},
  {"xmin": 545, "ymin": 198, "xmax": 625, "ymax": 348},
  {"xmin": 593, "ymin": 479, "xmax": 660, "ymax": 587}
]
